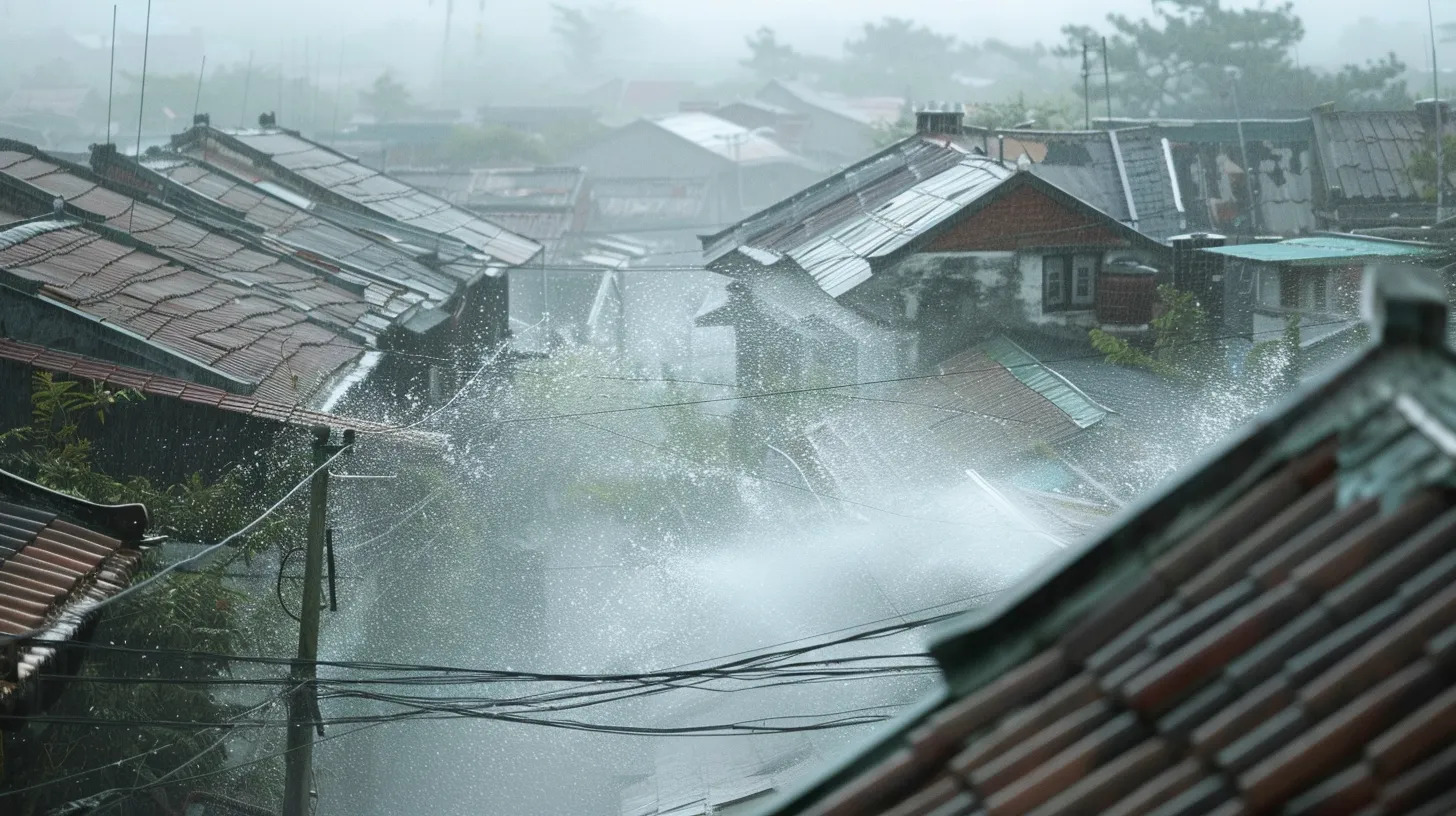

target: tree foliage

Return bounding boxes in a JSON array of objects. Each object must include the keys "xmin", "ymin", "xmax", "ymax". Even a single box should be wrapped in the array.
[
  {"xmin": 1060, "ymin": 0, "xmax": 1408, "ymax": 118},
  {"xmin": 742, "ymin": 27, "xmax": 803, "ymax": 82},
  {"xmin": 359, "ymin": 70, "xmax": 414, "ymax": 122},
  {"xmin": 2, "ymin": 373, "xmax": 299, "ymax": 815},
  {"xmin": 551, "ymin": 4, "xmax": 604, "ymax": 75}
]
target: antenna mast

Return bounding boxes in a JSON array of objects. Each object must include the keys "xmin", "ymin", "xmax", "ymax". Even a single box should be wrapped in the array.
[
  {"xmin": 128, "ymin": 0, "xmax": 152, "ymax": 233},
  {"xmin": 105, "ymin": 4, "xmax": 117, "ymax": 144}
]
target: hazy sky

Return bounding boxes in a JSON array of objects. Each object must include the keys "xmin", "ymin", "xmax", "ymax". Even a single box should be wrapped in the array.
[{"xmin": 2, "ymin": 0, "xmax": 1446, "ymax": 88}]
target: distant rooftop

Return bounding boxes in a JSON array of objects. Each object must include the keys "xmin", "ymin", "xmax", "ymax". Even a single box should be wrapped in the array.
[{"xmin": 649, "ymin": 112, "xmax": 800, "ymax": 165}]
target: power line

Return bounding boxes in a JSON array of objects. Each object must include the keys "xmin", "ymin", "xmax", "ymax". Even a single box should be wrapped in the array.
[
  {"xmin": 483, "ymin": 317, "xmax": 1359, "ymax": 426},
  {"xmin": 0, "ymin": 442, "xmax": 355, "ymax": 646}
]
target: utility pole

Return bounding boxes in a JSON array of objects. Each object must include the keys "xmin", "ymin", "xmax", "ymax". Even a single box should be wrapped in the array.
[
  {"xmin": 1082, "ymin": 43, "xmax": 1090, "ymax": 130},
  {"xmin": 282, "ymin": 426, "xmax": 350, "ymax": 816}
]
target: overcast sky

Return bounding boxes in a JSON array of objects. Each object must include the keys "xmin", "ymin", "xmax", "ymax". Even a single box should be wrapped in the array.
[{"xmin": 2, "ymin": 0, "xmax": 1446, "ymax": 86}]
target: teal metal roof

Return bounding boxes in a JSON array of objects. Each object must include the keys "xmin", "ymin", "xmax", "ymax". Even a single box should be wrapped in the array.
[
  {"xmin": 1201, "ymin": 235, "xmax": 1440, "ymax": 265},
  {"xmin": 981, "ymin": 335, "xmax": 1111, "ymax": 429}
]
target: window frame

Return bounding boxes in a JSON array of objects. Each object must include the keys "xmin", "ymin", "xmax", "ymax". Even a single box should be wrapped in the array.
[{"xmin": 1042, "ymin": 252, "xmax": 1100, "ymax": 312}]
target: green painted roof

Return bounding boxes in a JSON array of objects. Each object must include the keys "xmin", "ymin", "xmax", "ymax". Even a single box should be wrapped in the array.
[
  {"xmin": 1201, "ymin": 235, "xmax": 1440, "ymax": 266},
  {"xmin": 980, "ymin": 335, "xmax": 1111, "ymax": 429}
]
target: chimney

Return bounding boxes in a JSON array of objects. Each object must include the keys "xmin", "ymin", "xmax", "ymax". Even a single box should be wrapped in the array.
[
  {"xmin": 1416, "ymin": 98, "xmax": 1450, "ymax": 134},
  {"xmin": 1365, "ymin": 262, "xmax": 1447, "ymax": 348},
  {"xmin": 258, "ymin": 111, "xmax": 277, "ymax": 128},
  {"xmin": 193, "ymin": 113, "xmax": 210, "ymax": 127},
  {"xmin": 916, "ymin": 107, "xmax": 964, "ymax": 136}
]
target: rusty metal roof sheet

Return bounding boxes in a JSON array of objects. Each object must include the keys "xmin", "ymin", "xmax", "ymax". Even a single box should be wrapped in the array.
[
  {"xmin": 759, "ymin": 268, "xmax": 1456, "ymax": 816},
  {"xmin": 0, "ymin": 484, "xmax": 144, "ymax": 715},
  {"xmin": 0, "ymin": 337, "xmax": 443, "ymax": 445},
  {"xmin": 782, "ymin": 153, "xmax": 1012, "ymax": 297},
  {"xmin": 141, "ymin": 154, "xmax": 455, "ymax": 307},
  {"xmin": 174, "ymin": 127, "xmax": 541, "ymax": 266},
  {"xmin": 0, "ymin": 146, "xmax": 412, "ymax": 342},
  {"xmin": 0, "ymin": 220, "xmax": 364, "ymax": 403}
]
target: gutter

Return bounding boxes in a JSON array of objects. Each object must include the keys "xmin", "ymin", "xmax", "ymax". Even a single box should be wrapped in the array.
[
  {"xmin": 1162, "ymin": 137, "xmax": 1187, "ymax": 231},
  {"xmin": 1107, "ymin": 130, "xmax": 1140, "ymax": 231}
]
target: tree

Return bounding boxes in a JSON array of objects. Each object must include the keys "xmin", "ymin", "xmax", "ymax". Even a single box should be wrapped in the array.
[
  {"xmin": 551, "ymin": 4, "xmax": 603, "ymax": 76},
  {"xmin": 1060, "ymin": 0, "xmax": 1408, "ymax": 118},
  {"xmin": 2, "ymin": 373, "xmax": 300, "ymax": 814},
  {"xmin": 838, "ymin": 17, "xmax": 965, "ymax": 98},
  {"xmin": 441, "ymin": 125, "xmax": 549, "ymax": 167},
  {"xmin": 742, "ymin": 27, "xmax": 802, "ymax": 82},
  {"xmin": 359, "ymin": 70, "xmax": 414, "ymax": 122}
]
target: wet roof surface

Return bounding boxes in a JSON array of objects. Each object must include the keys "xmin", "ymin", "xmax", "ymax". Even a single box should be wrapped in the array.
[
  {"xmin": 144, "ymin": 154, "xmax": 454, "ymax": 307},
  {"xmin": 0, "ymin": 220, "xmax": 364, "ymax": 403},
  {"xmin": 712, "ymin": 139, "xmax": 1012, "ymax": 297},
  {"xmin": 763, "ymin": 283, "xmax": 1456, "ymax": 816},
  {"xmin": 1203, "ymin": 235, "xmax": 1439, "ymax": 264},
  {"xmin": 650, "ymin": 112, "xmax": 800, "ymax": 165},
  {"xmin": 0, "ymin": 492, "xmax": 142, "ymax": 715},
  {"xmin": 0, "ymin": 337, "xmax": 435, "ymax": 443},
  {"xmin": 0, "ymin": 147, "xmax": 407, "ymax": 340},
  {"xmin": 1313, "ymin": 111, "xmax": 1430, "ymax": 203},
  {"xmin": 184, "ymin": 128, "xmax": 541, "ymax": 266}
]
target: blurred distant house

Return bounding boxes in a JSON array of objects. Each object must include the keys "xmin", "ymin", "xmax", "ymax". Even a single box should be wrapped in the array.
[
  {"xmin": 713, "ymin": 99, "xmax": 810, "ymax": 154},
  {"xmin": 570, "ymin": 112, "xmax": 824, "ymax": 224},
  {"xmin": 756, "ymin": 80, "xmax": 905, "ymax": 167},
  {"xmin": 0, "ymin": 88, "xmax": 104, "ymax": 151},
  {"xmin": 478, "ymin": 104, "xmax": 599, "ymax": 134},
  {"xmin": 579, "ymin": 78, "xmax": 702, "ymax": 125}
]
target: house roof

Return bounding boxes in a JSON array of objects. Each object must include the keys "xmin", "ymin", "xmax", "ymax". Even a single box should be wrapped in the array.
[
  {"xmin": 761, "ymin": 81, "xmax": 903, "ymax": 128},
  {"xmin": 170, "ymin": 126, "xmax": 542, "ymax": 268},
  {"xmin": 960, "ymin": 127, "xmax": 1187, "ymax": 243},
  {"xmin": 650, "ymin": 112, "xmax": 802, "ymax": 165},
  {"xmin": 0, "ymin": 142, "xmax": 412, "ymax": 342},
  {"xmin": 707, "ymin": 134, "xmax": 1161, "ymax": 300},
  {"xmin": 0, "ymin": 337, "xmax": 441, "ymax": 445},
  {"xmin": 134, "ymin": 152, "xmax": 457, "ymax": 308},
  {"xmin": 1311, "ymin": 110, "xmax": 1435, "ymax": 204},
  {"xmin": 1202, "ymin": 234, "xmax": 1441, "ymax": 265},
  {"xmin": 0, "ymin": 468, "xmax": 147, "ymax": 715},
  {"xmin": 757, "ymin": 264, "xmax": 1456, "ymax": 816},
  {"xmin": 0, "ymin": 219, "xmax": 365, "ymax": 404}
]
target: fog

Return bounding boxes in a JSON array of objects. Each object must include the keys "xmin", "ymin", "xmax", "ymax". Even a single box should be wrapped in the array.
[{"xmin": 0, "ymin": 0, "xmax": 1445, "ymax": 101}]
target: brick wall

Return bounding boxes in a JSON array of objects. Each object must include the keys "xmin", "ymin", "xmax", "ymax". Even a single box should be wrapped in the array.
[{"xmin": 927, "ymin": 183, "xmax": 1128, "ymax": 252}]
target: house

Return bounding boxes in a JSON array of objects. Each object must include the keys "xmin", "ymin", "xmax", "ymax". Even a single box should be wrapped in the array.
[
  {"xmin": 959, "ymin": 125, "xmax": 1187, "ymax": 243},
  {"xmin": 1310, "ymin": 102, "xmax": 1454, "ymax": 230},
  {"xmin": 168, "ymin": 120, "xmax": 543, "ymax": 352},
  {"xmin": 0, "ymin": 88, "xmax": 105, "ymax": 151},
  {"xmin": 714, "ymin": 99, "xmax": 810, "ymax": 155},
  {"xmin": 795, "ymin": 335, "xmax": 1113, "ymax": 502},
  {"xmin": 702, "ymin": 111, "xmax": 1172, "ymax": 387},
  {"xmin": 1097, "ymin": 116, "xmax": 1320, "ymax": 239},
  {"xmin": 0, "ymin": 337, "xmax": 439, "ymax": 481},
  {"xmin": 1203, "ymin": 233, "xmax": 1447, "ymax": 349},
  {"xmin": 756, "ymin": 81, "xmax": 905, "ymax": 168},
  {"xmin": 0, "ymin": 467, "xmax": 149, "ymax": 716},
  {"xmin": 570, "ymin": 112, "xmax": 825, "ymax": 223},
  {"xmin": 88, "ymin": 144, "xmax": 478, "ymax": 376},
  {"xmin": 0, "ymin": 217, "xmax": 369, "ymax": 409},
  {"xmin": 754, "ymin": 262, "xmax": 1456, "ymax": 816}
]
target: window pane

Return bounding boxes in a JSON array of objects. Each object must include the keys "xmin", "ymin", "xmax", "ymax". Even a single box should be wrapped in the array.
[{"xmin": 1044, "ymin": 256, "xmax": 1065, "ymax": 305}]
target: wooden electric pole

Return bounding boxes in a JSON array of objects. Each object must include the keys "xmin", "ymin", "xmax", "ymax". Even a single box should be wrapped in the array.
[{"xmin": 282, "ymin": 426, "xmax": 350, "ymax": 816}]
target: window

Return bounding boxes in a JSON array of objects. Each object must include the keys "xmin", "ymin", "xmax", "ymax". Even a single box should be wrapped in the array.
[
  {"xmin": 1043, "ymin": 255, "xmax": 1068, "ymax": 308},
  {"xmin": 1072, "ymin": 255, "xmax": 1096, "ymax": 306},
  {"xmin": 1042, "ymin": 254, "xmax": 1098, "ymax": 311}
]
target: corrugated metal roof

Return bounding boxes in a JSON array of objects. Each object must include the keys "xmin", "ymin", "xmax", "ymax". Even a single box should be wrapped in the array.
[
  {"xmin": 979, "ymin": 335, "xmax": 1111, "ymax": 429},
  {"xmin": 1202, "ymin": 235, "xmax": 1439, "ymax": 264},
  {"xmin": 0, "ymin": 220, "xmax": 364, "ymax": 403},
  {"xmin": 763, "ymin": 81, "xmax": 903, "ymax": 127},
  {"xmin": 0, "ymin": 337, "xmax": 442, "ymax": 445},
  {"xmin": 0, "ymin": 147, "xmax": 413, "ymax": 341},
  {"xmin": 1313, "ymin": 111, "xmax": 1429, "ymax": 203},
  {"xmin": 0, "ymin": 479, "xmax": 144, "ymax": 715},
  {"xmin": 142, "ymin": 153, "xmax": 454, "ymax": 307},
  {"xmin": 176, "ymin": 127, "xmax": 542, "ymax": 266},
  {"xmin": 787, "ymin": 155, "xmax": 1012, "ymax": 297},
  {"xmin": 650, "ymin": 112, "xmax": 798, "ymax": 164}
]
